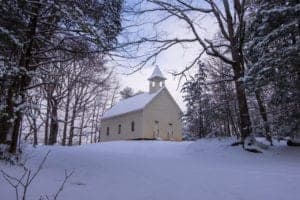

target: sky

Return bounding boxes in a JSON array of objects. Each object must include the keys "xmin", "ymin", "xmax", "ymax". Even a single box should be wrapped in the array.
[
  {"xmin": 116, "ymin": 39, "xmax": 203, "ymax": 111},
  {"xmin": 115, "ymin": 1, "xmax": 219, "ymax": 111},
  {"xmin": 119, "ymin": 64, "xmax": 185, "ymax": 110}
]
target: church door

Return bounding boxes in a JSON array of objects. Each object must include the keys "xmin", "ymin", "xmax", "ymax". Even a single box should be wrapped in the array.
[
  {"xmin": 154, "ymin": 121, "xmax": 159, "ymax": 139},
  {"xmin": 168, "ymin": 123, "xmax": 173, "ymax": 140}
]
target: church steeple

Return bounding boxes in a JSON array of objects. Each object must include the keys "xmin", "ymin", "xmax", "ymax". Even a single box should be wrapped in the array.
[{"xmin": 148, "ymin": 66, "xmax": 166, "ymax": 93}]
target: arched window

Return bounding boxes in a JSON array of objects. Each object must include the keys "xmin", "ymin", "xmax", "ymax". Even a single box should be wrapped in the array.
[
  {"xmin": 131, "ymin": 121, "xmax": 135, "ymax": 132},
  {"xmin": 118, "ymin": 124, "xmax": 121, "ymax": 134},
  {"xmin": 106, "ymin": 127, "xmax": 110, "ymax": 136}
]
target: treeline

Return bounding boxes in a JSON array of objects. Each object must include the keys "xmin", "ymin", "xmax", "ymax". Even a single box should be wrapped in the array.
[
  {"xmin": 0, "ymin": 0, "xmax": 123, "ymax": 154},
  {"xmin": 24, "ymin": 56, "xmax": 120, "ymax": 147},
  {"xmin": 182, "ymin": 0, "xmax": 299, "ymax": 144}
]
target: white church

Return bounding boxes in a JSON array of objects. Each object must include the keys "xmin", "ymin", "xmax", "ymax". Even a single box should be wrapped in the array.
[{"xmin": 100, "ymin": 66, "xmax": 183, "ymax": 141}]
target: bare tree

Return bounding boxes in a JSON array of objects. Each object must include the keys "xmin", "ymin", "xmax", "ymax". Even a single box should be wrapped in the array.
[
  {"xmin": 120, "ymin": 0, "xmax": 253, "ymax": 145},
  {"xmin": 0, "ymin": 0, "xmax": 123, "ymax": 153}
]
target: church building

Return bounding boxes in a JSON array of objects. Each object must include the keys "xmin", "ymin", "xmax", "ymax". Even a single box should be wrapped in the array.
[{"xmin": 100, "ymin": 66, "xmax": 182, "ymax": 141}]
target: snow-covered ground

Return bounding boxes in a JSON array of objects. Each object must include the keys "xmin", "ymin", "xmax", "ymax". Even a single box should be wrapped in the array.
[{"xmin": 1, "ymin": 138, "xmax": 300, "ymax": 200}]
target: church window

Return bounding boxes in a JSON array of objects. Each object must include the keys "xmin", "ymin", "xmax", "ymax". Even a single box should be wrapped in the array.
[
  {"xmin": 118, "ymin": 124, "xmax": 121, "ymax": 134},
  {"xmin": 168, "ymin": 123, "xmax": 173, "ymax": 136},
  {"xmin": 106, "ymin": 127, "xmax": 110, "ymax": 136},
  {"xmin": 131, "ymin": 121, "xmax": 135, "ymax": 132}
]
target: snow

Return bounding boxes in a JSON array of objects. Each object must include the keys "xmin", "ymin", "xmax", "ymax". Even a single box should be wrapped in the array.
[
  {"xmin": 1, "ymin": 138, "xmax": 300, "ymax": 200},
  {"xmin": 102, "ymin": 88, "xmax": 163, "ymax": 119},
  {"xmin": 148, "ymin": 66, "xmax": 166, "ymax": 80}
]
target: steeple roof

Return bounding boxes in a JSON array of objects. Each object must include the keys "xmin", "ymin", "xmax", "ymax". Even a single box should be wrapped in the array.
[
  {"xmin": 148, "ymin": 66, "xmax": 166, "ymax": 80},
  {"xmin": 102, "ymin": 88, "xmax": 164, "ymax": 119}
]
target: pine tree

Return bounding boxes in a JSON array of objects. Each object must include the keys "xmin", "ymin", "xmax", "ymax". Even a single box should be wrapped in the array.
[
  {"xmin": 120, "ymin": 87, "xmax": 135, "ymax": 99},
  {"xmin": 245, "ymin": 0, "xmax": 300, "ymax": 138},
  {"xmin": 182, "ymin": 62, "xmax": 212, "ymax": 138}
]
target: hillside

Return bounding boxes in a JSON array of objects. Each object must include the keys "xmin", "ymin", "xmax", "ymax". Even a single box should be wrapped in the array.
[{"xmin": 1, "ymin": 139, "xmax": 299, "ymax": 200}]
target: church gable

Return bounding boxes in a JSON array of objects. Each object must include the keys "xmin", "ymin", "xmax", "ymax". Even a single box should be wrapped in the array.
[
  {"xmin": 142, "ymin": 87, "xmax": 182, "ymax": 140},
  {"xmin": 144, "ymin": 88, "xmax": 182, "ymax": 117}
]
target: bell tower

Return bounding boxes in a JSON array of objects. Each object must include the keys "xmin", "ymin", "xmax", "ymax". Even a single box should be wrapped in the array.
[{"xmin": 148, "ymin": 66, "xmax": 166, "ymax": 93}]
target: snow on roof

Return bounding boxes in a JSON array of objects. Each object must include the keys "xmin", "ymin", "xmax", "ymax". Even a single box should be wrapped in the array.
[
  {"xmin": 102, "ymin": 89, "xmax": 163, "ymax": 119},
  {"xmin": 148, "ymin": 66, "xmax": 166, "ymax": 80}
]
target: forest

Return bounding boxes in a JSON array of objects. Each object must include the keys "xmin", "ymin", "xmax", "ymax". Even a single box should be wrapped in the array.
[{"xmin": 0, "ymin": 0, "xmax": 299, "ymax": 157}]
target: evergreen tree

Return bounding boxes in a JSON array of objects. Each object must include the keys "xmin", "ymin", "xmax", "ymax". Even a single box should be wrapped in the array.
[
  {"xmin": 182, "ymin": 60, "xmax": 241, "ymax": 139},
  {"xmin": 182, "ymin": 62, "xmax": 212, "ymax": 138},
  {"xmin": 120, "ymin": 87, "xmax": 134, "ymax": 99},
  {"xmin": 245, "ymin": 0, "xmax": 300, "ymax": 138}
]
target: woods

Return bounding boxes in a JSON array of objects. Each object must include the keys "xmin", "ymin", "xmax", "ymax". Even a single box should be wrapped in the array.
[
  {"xmin": 0, "ymin": 0, "xmax": 299, "ymax": 155},
  {"xmin": 183, "ymin": 0, "xmax": 299, "ymax": 145},
  {"xmin": 0, "ymin": 0, "xmax": 123, "ymax": 153}
]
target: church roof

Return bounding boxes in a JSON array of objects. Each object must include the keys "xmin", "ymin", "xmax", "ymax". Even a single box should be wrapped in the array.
[
  {"xmin": 148, "ymin": 66, "xmax": 166, "ymax": 80},
  {"xmin": 102, "ymin": 88, "xmax": 164, "ymax": 120}
]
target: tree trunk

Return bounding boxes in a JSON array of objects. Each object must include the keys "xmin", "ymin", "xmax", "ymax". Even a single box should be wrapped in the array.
[
  {"xmin": 223, "ymin": 0, "xmax": 252, "ymax": 144},
  {"xmin": 94, "ymin": 104, "xmax": 101, "ymax": 143},
  {"xmin": 33, "ymin": 117, "xmax": 38, "ymax": 147},
  {"xmin": 68, "ymin": 102, "xmax": 77, "ymax": 146},
  {"xmin": 9, "ymin": 111, "xmax": 22, "ymax": 153},
  {"xmin": 255, "ymin": 89, "xmax": 272, "ymax": 145},
  {"xmin": 33, "ymin": 128, "xmax": 38, "ymax": 147},
  {"xmin": 49, "ymin": 99, "xmax": 58, "ymax": 145},
  {"xmin": 234, "ymin": 78, "xmax": 252, "ymax": 143},
  {"xmin": 0, "ymin": 121, "xmax": 8, "ymax": 144},
  {"xmin": 0, "ymin": 89, "xmax": 14, "ymax": 144},
  {"xmin": 90, "ymin": 102, "xmax": 96, "ymax": 144},
  {"xmin": 44, "ymin": 98, "xmax": 50, "ymax": 145},
  {"xmin": 78, "ymin": 106, "xmax": 86, "ymax": 145},
  {"xmin": 62, "ymin": 88, "xmax": 71, "ymax": 146}
]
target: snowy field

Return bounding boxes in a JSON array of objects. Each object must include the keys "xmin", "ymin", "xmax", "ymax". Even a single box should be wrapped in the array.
[{"xmin": 1, "ymin": 138, "xmax": 300, "ymax": 200}]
